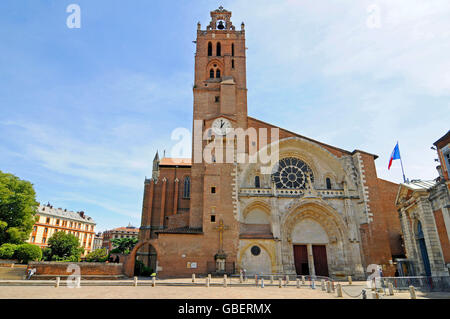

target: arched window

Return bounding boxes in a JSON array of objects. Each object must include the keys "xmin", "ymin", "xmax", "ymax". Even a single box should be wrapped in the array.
[
  {"xmin": 216, "ymin": 69, "xmax": 221, "ymax": 78},
  {"xmin": 232, "ymin": 43, "xmax": 235, "ymax": 56},
  {"xmin": 216, "ymin": 42, "xmax": 221, "ymax": 56},
  {"xmin": 326, "ymin": 178, "xmax": 332, "ymax": 190},
  {"xmin": 183, "ymin": 177, "xmax": 191, "ymax": 199},
  {"xmin": 255, "ymin": 176, "xmax": 260, "ymax": 188},
  {"xmin": 210, "ymin": 69, "xmax": 215, "ymax": 78},
  {"xmin": 208, "ymin": 42, "xmax": 212, "ymax": 56}
]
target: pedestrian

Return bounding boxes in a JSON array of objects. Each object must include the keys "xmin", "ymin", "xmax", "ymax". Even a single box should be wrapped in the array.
[
  {"xmin": 394, "ymin": 269, "xmax": 400, "ymax": 277},
  {"xmin": 27, "ymin": 268, "xmax": 36, "ymax": 280}
]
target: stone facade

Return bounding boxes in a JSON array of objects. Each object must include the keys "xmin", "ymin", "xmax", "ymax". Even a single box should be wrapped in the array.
[
  {"xmin": 135, "ymin": 7, "xmax": 404, "ymax": 279},
  {"xmin": 395, "ymin": 131, "xmax": 450, "ymax": 277}
]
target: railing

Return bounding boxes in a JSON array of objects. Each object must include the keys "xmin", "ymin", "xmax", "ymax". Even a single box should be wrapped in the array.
[
  {"xmin": 381, "ymin": 276, "xmax": 450, "ymax": 292},
  {"xmin": 239, "ymin": 188, "xmax": 346, "ymax": 197}
]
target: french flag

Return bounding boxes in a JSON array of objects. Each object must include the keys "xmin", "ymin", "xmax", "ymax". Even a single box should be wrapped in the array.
[{"xmin": 388, "ymin": 142, "xmax": 401, "ymax": 170}]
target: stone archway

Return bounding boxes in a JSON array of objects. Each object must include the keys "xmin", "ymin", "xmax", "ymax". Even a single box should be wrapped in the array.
[
  {"xmin": 281, "ymin": 200, "xmax": 351, "ymax": 277},
  {"xmin": 123, "ymin": 240, "xmax": 159, "ymax": 278}
]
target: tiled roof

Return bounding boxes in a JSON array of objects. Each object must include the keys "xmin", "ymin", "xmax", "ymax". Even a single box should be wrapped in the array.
[
  {"xmin": 159, "ymin": 158, "xmax": 191, "ymax": 167},
  {"xmin": 37, "ymin": 204, "xmax": 95, "ymax": 224},
  {"xmin": 107, "ymin": 227, "xmax": 139, "ymax": 233},
  {"xmin": 401, "ymin": 180, "xmax": 437, "ymax": 190}
]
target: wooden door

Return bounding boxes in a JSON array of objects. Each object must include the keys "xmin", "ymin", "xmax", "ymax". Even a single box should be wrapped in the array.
[
  {"xmin": 293, "ymin": 245, "xmax": 309, "ymax": 275},
  {"xmin": 312, "ymin": 245, "xmax": 329, "ymax": 277}
]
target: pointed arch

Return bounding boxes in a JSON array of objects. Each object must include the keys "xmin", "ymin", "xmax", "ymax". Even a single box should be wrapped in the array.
[
  {"xmin": 216, "ymin": 42, "xmax": 221, "ymax": 56},
  {"xmin": 183, "ymin": 176, "xmax": 191, "ymax": 198},
  {"xmin": 207, "ymin": 42, "xmax": 212, "ymax": 56}
]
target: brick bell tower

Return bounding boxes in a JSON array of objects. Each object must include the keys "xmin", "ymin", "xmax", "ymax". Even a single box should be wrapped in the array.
[{"xmin": 189, "ymin": 7, "xmax": 248, "ymax": 271}]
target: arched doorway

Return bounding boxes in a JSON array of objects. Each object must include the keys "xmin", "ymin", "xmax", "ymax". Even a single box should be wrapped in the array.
[
  {"xmin": 281, "ymin": 201, "xmax": 351, "ymax": 277},
  {"xmin": 291, "ymin": 218, "xmax": 329, "ymax": 276},
  {"xmin": 124, "ymin": 240, "xmax": 158, "ymax": 278},
  {"xmin": 416, "ymin": 221, "xmax": 431, "ymax": 276}
]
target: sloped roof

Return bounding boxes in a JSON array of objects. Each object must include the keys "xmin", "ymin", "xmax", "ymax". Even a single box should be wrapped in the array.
[
  {"xmin": 37, "ymin": 204, "xmax": 95, "ymax": 224},
  {"xmin": 159, "ymin": 157, "xmax": 191, "ymax": 167},
  {"xmin": 400, "ymin": 180, "xmax": 437, "ymax": 191}
]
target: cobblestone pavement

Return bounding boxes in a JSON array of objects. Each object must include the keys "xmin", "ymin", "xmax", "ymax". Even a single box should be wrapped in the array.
[
  {"xmin": 0, "ymin": 279, "xmax": 449, "ymax": 299},
  {"xmin": 0, "ymin": 285, "xmax": 339, "ymax": 299}
]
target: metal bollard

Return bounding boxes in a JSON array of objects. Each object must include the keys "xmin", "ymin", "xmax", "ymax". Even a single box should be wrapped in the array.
[
  {"xmin": 388, "ymin": 283, "xmax": 394, "ymax": 296},
  {"xmin": 278, "ymin": 277, "xmax": 282, "ymax": 288},
  {"xmin": 336, "ymin": 283, "xmax": 343, "ymax": 297},
  {"xmin": 296, "ymin": 278, "xmax": 300, "ymax": 288},
  {"xmin": 270, "ymin": 275, "xmax": 274, "ymax": 284},
  {"xmin": 261, "ymin": 278, "xmax": 264, "ymax": 288},
  {"xmin": 133, "ymin": 276, "xmax": 138, "ymax": 287},
  {"xmin": 301, "ymin": 276, "xmax": 305, "ymax": 285},
  {"xmin": 311, "ymin": 279, "xmax": 316, "ymax": 289},
  {"xmin": 321, "ymin": 279, "xmax": 326, "ymax": 291},
  {"xmin": 409, "ymin": 286, "xmax": 417, "ymax": 299},
  {"xmin": 286, "ymin": 275, "xmax": 289, "ymax": 285},
  {"xmin": 326, "ymin": 281, "xmax": 332, "ymax": 293},
  {"xmin": 55, "ymin": 277, "xmax": 60, "ymax": 288},
  {"xmin": 223, "ymin": 275, "xmax": 227, "ymax": 288},
  {"xmin": 192, "ymin": 274, "xmax": 195, "ymax": 283},
  {"xmin": 348, "ymin": 276, "xmax": 352, "ymax": 285},
  {"xmin": 75, "ymin": 276, "xmax": 81, "ymax": 288},
  {"xmin": 206, "ymin": 277, "xmax": 210, "ymax": 287}
]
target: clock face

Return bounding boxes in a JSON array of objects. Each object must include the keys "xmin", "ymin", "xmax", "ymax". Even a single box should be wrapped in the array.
[{"xmin": 212, "ymin": 118, "xmax": 232, "ymax": 136}]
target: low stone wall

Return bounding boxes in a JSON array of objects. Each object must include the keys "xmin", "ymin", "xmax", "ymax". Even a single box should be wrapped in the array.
[
  {"xmin": 0, "ymin": 259, "xmax": 19, "ymax": 267},
  {"xmin": 28, "ymin": 261, "xmax": 126, "ymax": 280}
]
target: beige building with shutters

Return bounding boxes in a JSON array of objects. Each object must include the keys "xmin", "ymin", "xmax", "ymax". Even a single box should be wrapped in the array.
[{"xmin": 28, "ymin": 203, "xmax": 96, "ymax": 256}]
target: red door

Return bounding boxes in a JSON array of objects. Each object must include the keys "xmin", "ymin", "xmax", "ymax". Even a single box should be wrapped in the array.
[
  {"xmin": 293, "ymin": 245, "xmax": 309, "ymax": 275},
  {"xmin": 312, "ymin": 245, "xmax": 329, "ymax": 277}
]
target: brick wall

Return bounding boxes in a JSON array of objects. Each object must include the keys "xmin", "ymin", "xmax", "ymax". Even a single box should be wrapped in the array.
[
  {"xmin": 28, "ymin": 261, "xmax": 124, "ymax": 276},
  {"xmin": 434, "ymin": 209, "xmax": 450, "ymax": 263}
]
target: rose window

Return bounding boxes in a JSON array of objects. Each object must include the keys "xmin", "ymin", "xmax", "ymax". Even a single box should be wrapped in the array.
[{"xmin": 272, "ymin": 157, "xmax": 314, "ymax": 189}]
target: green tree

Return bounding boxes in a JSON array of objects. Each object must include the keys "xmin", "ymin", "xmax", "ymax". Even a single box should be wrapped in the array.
[
  {"xmin": 45, "ymin": 231, "xmax": 83, "ymax": 262},
  {"xmin": 0, "ymin": 171, "xmax": 38, "ymax": 245},
  {"xmin": 15, "ymin": 243, "xmax": 42, "ymax": 263},
  {"xmin": 85, "ymin": 248, "xmax": 108, "ymax": 262},
  {"xmin": 110, "ymin": 237, "xmax": 138, "ymax": 255},
  {"xmin": 0, "ymin": 243, "xmax": 18, "ymax": 259}
]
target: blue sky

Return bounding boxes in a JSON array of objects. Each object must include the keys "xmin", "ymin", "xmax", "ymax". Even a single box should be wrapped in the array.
[{"xmin": 0, "ymin": 1, "xmax": 449, "ymax": 232}]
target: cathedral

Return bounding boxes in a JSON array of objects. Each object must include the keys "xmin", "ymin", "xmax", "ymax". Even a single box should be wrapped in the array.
[{"xmin": 135, "ymin": 7, "xmax": 404, "ymax": 279}]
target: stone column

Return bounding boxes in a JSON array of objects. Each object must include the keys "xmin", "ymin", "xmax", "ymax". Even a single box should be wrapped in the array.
[
  {"xmin": 307, "ymin": 244, "xmax": 316, "ymax": 276},
  {"xmin": 172, "ymin": 178, "xmax": 179, "ymax": 216},
  {"xmin": 400, "ymin": 209, "xmax": 419, "ymax": 270},
  {"xmin": 271, "ymin": 198, "xmax": 283, "ymax": 273},
  {"xmin": 417, "ymin": 198, "xmax": 448, "ymax": 276}
]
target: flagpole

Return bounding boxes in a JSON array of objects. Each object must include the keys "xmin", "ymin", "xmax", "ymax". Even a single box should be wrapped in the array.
[{"xmin": 398, "ymin": 141, "xmax": 407, "ymax": 183}]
